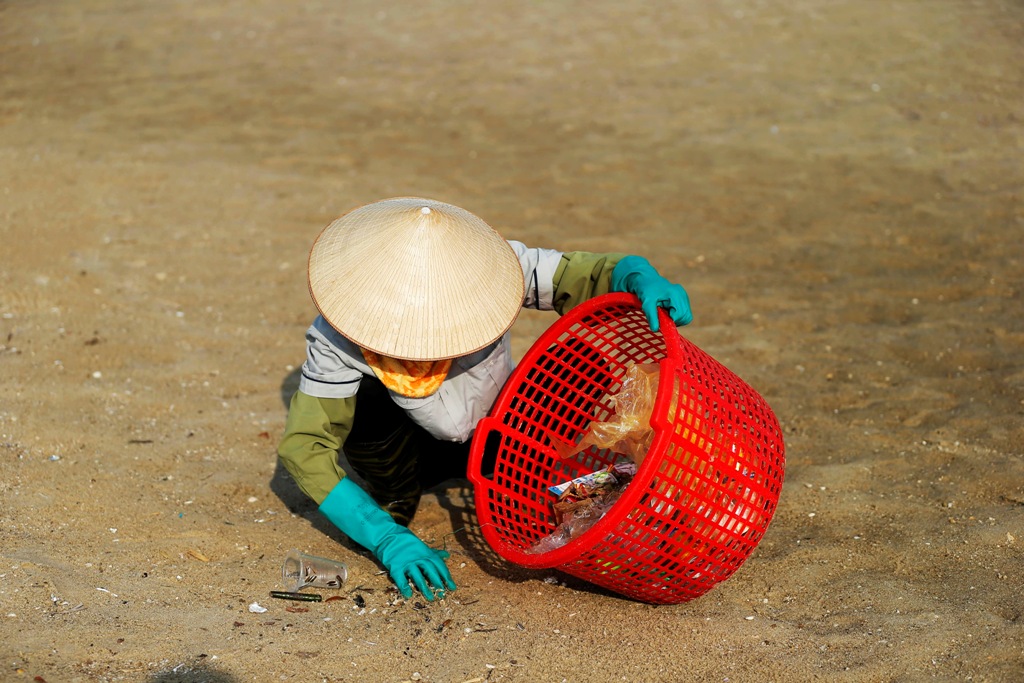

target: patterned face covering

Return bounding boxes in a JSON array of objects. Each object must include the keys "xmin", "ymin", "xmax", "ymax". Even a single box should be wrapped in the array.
[{"xmin": 360, "ymin": 349, "xmax": 452, "ymax": 398}]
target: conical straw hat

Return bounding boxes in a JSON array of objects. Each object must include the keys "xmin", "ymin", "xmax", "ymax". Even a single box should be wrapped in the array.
[{"xmin": 308, "ymin": 197, "xmax": 525, "ymax": 361}]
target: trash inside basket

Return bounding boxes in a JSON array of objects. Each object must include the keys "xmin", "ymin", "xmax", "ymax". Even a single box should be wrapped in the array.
[{"xmin": 467, "ymin": 293, "xmax": 785, "ymax": 604}]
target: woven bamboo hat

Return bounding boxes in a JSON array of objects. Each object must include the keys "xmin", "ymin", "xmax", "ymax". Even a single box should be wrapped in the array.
[{"xmin": 307, "ymin": 197, "xmax": 525, "ymax": 361}]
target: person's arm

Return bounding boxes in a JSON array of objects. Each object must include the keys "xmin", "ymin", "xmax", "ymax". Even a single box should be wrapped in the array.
[
  {"xmin": 551, "ymin": 251, "xmax": 626, "ymax": 314},
  {"xmin": 319, "ymin": 478, "xmax": 456, "ymax": 601},
  {"xmin": 278, "ymin": 391, "xmax": 353, "ymax": 504},
  {"xmin": 277, "ymin": 390, "xmax": 455, "ymax": 600},
  {"xmin": 551, "ymin": 250, "xmax": 692, "ymax": 331}
]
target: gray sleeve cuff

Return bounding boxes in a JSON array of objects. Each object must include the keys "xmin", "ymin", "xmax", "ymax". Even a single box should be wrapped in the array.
[
  {"xmin": 509, "ymin": 240, "xmax": 563, "ymax": 311},
  {"xmin": 297, "ymin": 317, "xmax": 364, "ymax": 399}
]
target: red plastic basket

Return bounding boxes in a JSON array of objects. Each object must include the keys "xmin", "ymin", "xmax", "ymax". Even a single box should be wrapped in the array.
[{"xmin": 467, "ymin": 293, "xmax": 785, "ymax": 604}]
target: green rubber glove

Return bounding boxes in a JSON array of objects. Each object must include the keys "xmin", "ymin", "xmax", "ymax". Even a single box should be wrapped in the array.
[
  {"xmin": 319, "ymin": 478, "xmax": 456, "ymax": 600},
  {"xmin": 611, "ymin": 255, "xmax": 693, "ymax": 331}
]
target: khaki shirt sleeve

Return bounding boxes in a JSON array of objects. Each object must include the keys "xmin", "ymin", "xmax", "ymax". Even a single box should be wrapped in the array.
[
  {"xmin": 277, "ymin": 390, "xmax": 356, "ymax": 505},
  {"xmin": 551, "ymin": 251, "xmax": 626, "ymax": 315}
]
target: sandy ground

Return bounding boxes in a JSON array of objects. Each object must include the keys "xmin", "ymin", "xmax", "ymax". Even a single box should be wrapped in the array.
[{"xmin": 2, "ymin": 0, "xmax": 1023, "ymax": 681}]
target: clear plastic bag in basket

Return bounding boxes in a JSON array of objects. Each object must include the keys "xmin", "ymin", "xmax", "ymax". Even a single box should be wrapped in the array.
[{"xmin": 554, "ymin": 362, "xmax": 660, "ymax": 466}]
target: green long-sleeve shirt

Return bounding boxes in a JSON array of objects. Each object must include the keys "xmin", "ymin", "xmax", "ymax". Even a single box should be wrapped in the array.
[{"xmin": 278, "ymin": 249, "xmax": 624, "ymax": 505}]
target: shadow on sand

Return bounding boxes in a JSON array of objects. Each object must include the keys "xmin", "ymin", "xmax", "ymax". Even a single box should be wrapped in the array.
[{"xmin": 148, "ymin": 661, "xmax": 238, "ymax": 683}]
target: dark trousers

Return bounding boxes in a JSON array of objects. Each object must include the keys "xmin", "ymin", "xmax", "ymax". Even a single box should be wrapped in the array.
[{"xmin": 343, "ymin": 376, "xmax": 471, "ymax": 525}]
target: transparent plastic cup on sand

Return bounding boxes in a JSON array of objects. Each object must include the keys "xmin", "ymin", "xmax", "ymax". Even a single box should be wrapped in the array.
[{"xmin": 281, "ymin": 549, "xmax": 348, "ymax": 592}]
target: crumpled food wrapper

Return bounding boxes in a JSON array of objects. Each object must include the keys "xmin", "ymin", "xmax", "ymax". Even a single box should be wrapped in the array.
[{"xmin": 526, "ymin": 463, "xmax": 637, "ymax": 554}]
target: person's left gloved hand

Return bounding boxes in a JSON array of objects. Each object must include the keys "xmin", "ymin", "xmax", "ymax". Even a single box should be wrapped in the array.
[{"xmin": 611, "ymin": 255, "xmax": 693, "ymax": 331}]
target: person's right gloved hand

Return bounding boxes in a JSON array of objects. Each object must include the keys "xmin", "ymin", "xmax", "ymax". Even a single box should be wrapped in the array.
[{"xmin": 319, "ymin": 477, "xmax": 456, "ymax": 600}]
